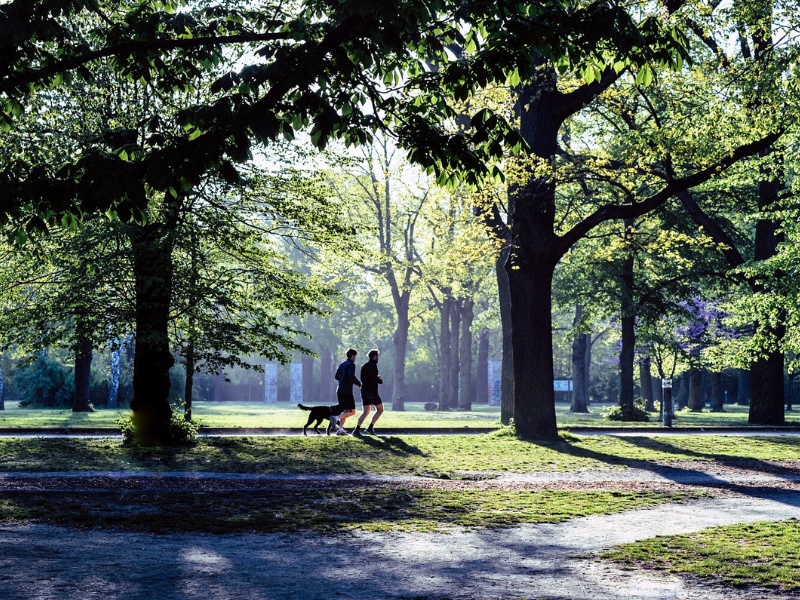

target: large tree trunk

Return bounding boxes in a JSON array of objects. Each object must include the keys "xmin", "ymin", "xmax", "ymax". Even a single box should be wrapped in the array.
[
  {"xmin": 438, "ymin": 297, "xmax": 452, "ymax": 409},
  {"xmin": 458, "ymin": 298, "xmax": 474, "ymax": 410},
  {"xmin": 476, "ymin": 328, "xmax": 489, "ymax": 404},
  {"xmin": 750, "ymin": 348, "xmax": 785, "ymax": 424},
  {"xmin": 505, "ymin": 75, "xmax": 566, "ymax": 441},
  {"xmin": 736, "ymin": 369, "xmax": 750, "ymax": 405},
  {"xmin": 748, "ymin": 174, "xmax": 785, "ymax": 424},
  {"xmin": 639, "ymin": 357, "xmax": 654, "ymax": 411},
  {"xmin": 570, "ymin": 304, "xmax": 588, "ymax": 413},
  {"xmin": 709, "ymin": 371, "xmax": 724, "ymax": 412},
  {"xmin": 496, "ymin": 244, "xmax": 514, "ymax": 424},
  {"xmin": 129, "ymin": 224, "xmax": 175, "ymax": 444},
  {"xmin": 507, "ymin": 258, "xmax": 559, "ymax": 440},
  {"xmin": 72, "ymin": 313, "xmax": 93, "ymax": 413},
  {"xmin": 688, "ymin": 367, "xmax": 703, "ymax": 411},
  {"xmin": 619, "ymin": 237, "xmax": 635, "ymax": 411},
  {"xmin": 391, "ymin": 292, "xmax": 410, "ymax": 411},
  {"xmin": 449, "ymin": 298, "xmax": 461, "ymax": 409}
]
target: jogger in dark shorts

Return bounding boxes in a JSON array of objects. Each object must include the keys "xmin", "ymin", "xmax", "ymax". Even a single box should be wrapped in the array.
[
  {"xmin": 353, "ymin": 349, "xmax": 384, "ymax": 436},
  {"xmin": 333, "ymin": 348, "xmax": 361, "ymax": 434}
]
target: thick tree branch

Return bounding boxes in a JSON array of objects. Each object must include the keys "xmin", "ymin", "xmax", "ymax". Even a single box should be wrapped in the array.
[
  {"xmin": 677, "ymin": 190, "xmax": 745, "ymax": 267},
  {"xmin": 555, "ymin": 130, "xmax": 784, "ymax": 257}
]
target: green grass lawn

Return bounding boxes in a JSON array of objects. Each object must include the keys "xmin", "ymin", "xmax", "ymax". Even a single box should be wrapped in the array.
[
  {"xmin": 0, "ymin": 488, "xmax": 699, "ymax": 534},
  {"xmin": 603, "ymin": 519, "xmax": 800, "ymax": 591},
  {"xmin": 0, "ymin": 400, "xmax": 797, "ymax": 429},
  {"xmin": 0, "ymin": 432, "xmax": 797, "ymax": 475}
]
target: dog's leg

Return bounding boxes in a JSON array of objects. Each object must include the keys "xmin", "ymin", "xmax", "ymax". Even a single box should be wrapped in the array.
[{"xmin": 304, "ymin": 415, "xmax": 316, "ymax": 436}]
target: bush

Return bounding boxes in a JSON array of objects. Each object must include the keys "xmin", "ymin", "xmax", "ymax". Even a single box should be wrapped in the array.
[
  {"xmin": 604, "ymin": 399, "xmax": 651, "ymax": 422},
  {"xmin": 11, "ymin": 355, "xmax": 71, "ymax": 407},
  {"xmin": 117, "ymin": 409, "xmax": 199, "ymax": 446}
]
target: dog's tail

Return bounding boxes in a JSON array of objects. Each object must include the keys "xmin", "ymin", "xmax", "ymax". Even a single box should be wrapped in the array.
[{"xmin": 297, "ymin": 404, "xmax": 312, "ymax": 411}]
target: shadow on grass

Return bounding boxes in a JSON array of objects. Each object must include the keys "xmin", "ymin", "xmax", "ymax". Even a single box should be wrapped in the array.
[
  {"xmin": 539, "ymin": 435, "xmax": 800, "ymax": 509},
  {"xmin": 357, "ymin": 435, "xmax": 427, "ymax": 457}
]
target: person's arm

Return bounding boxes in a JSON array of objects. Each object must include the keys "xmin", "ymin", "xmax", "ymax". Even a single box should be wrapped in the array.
[{"xmin": 347, "ymin": 362, "xmax": 361, "ymax": 387}]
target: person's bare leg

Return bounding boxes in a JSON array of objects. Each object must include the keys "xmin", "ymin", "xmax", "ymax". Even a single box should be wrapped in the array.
[
  {"xmin": 357, "ymin": 405, "xmax": 372, "ymax": 428},
  {"xmin": 338, "ymin": 409, "xmax": 356, "ymax": 429},
  {"xmin": 368, "ymin": 404, "xmax": 384, "ymax": 429}
]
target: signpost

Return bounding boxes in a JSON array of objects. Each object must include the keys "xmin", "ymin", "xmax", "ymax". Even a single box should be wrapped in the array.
[{"xmin": 662, "ymin": 378, "xmax": 673, "ymax": 428}]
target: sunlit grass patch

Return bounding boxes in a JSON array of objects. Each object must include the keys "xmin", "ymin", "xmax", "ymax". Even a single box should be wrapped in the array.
[
  {"xmin": 0, "ymin": 401, "xmax": 797, "ymax": 429},
  {"xmin": 0, "ymin": 489, "xmax": 701, "ymax": 534},
  {"xmin": 602, "ymin": 519, "xmax": 800, "ymax": 591}
]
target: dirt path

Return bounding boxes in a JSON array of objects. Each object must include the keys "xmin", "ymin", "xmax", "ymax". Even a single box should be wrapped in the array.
[
  {"xmin": 0, "ymin": 492, "xmax": 799, "ymax": 600},
  {"xmin": 1, "ymin": 465, "xmax": 799, "ymax": 599}
]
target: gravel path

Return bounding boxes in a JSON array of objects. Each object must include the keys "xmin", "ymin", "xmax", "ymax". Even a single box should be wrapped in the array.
[{"xmin": 1, "ymin": 465, "xmax": 799, "ymax": 599}]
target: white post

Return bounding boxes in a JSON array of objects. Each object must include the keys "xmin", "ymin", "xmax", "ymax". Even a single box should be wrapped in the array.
[{"xmin": 264, "ymin": 363, "xmax": 278, "ymax": 404}]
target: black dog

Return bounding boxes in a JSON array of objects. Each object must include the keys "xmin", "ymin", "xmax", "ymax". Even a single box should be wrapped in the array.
[{"xmin": 298, "ymin": 403, "xmax": 342, "ymax": 435}]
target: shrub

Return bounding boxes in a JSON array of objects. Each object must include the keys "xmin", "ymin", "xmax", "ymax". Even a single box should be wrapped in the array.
[
  {"xmin": 117, "ymin": 409, "xmax": 199, "ymax": 446},
  {"xmin": 11, "ymin": 355, "xmax": 71, "ymax": 407},
  {"xmin": 604, "ymin": 399, "xmax": 651, "ymax": 422}
]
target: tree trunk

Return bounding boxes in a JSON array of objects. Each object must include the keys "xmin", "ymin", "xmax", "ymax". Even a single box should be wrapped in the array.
[
  {"xmin": 639, "ymin": 357, "xmax": 654, "ymax": 411},
  {"xmin": 496, "ymin": 245, "xmax": 514, "ymax": 424},
  {"xmin": 72, "ymin": 313, "xmax": 93, "ymax": 413},
  {"xmin": 585, "ymin": 333, "xmax": 592, "ymax": 403},
  {"xmin": 129, "ymin": 224, "xmax": 175, "ymax": 444},
  {"xmin": 476, "ymin": 328, "xmax": 489, "ymax": 404},
  {"xmin": 391, "ymin": 292, "xmax": 410, "ymax": 411},
  {"xmin": 507, "ymin": 258, "xmax": 559, "ymax": 440},
  {"xmin": 750, "ymin": 349, "xmax": 785, "ymax": 424},
  {"xmin": 619, "ymin": 224, "xmax": 635, "ymax": 411},
  {"xmin": 688, "ymin": 367, "xmax": 703, "ymax": 411},
  {"xmin": 449, "ymin": 298, "xmax": 461, "ymax": 410},
  {"xmin": 458, "ymin": 298, "xmax": 474, "ymax": 410},
  {"xmin": 674, "ymin": 377, "xmax": 686, "ymax": 410},
  {"xmin": 737, "ymin": 369, "xmax": 750, "ymax": 405},
  {"xmin": 570, "ymin": 304, "xmax": 588, "ymax": 413},
  {"xmin": 709, "ymin": 371, "xmax": 724, "ymax": 412},
  {"xmin": 0, "ymin": 366, "xmax": 4, "ymax": 410},
  {"xmin": 504, "ymin": 74, "xmax": 569, "ymax": 440},
  {"xmin": 438, "ymin": 297, "xmax": 452, "ymax": 409}
]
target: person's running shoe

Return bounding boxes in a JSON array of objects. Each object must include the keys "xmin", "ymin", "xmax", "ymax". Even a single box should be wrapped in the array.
[
  {"xmin": 352, "ymin": 427, "xmax": 363, "ymax": 436},
  {"xmin": 336, "ymin": 428, "xmax": 348, "ymax": 436},
  {"xmin": 365, "ymin": 427, "xmax": 378, "ymax": 436}
]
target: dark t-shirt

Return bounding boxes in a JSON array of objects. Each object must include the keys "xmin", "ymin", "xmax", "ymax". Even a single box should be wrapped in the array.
[
  {"xmin": 335, "ymin": 358, "xmax": 360, "ymax": 394},
  {"xmin": 360, "ymin": 360, "xmax": 382, "ymax": 395}
]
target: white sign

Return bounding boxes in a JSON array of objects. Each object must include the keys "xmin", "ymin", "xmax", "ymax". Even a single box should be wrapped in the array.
[
  {"xmin": 290, "ymin": 363, "xmax": 303, "ymax": 404},
  {"xmin": 488, "ymin": 360, "xmax": 502, "ymax": 406},
  {"xmin": 554, "ymin": 379, "xmax": 573, "ymax": 392},
  {"xmin": 264, "ymin": 363, "xmax": 278, "ymax": 403}
]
